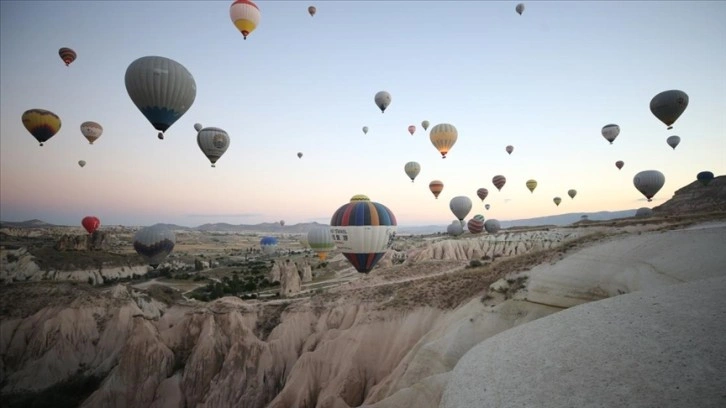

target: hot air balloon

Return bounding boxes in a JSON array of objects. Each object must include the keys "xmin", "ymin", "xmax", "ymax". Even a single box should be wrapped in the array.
[
  {"xmin": 374, "ymin": 91, "xmax": 391, "ymax": 113},
  {"xmin": 467, "ymin": 215, "xmax": 485, "ymax": 234},
  {"xmin": 650, "ymin": 90, "xmax": 688, "ymax": 130},
  {"xmin": 279, "ymin": 220, "xmax": 285, "ymax": 227},
  {"xmin": 78, "ymin": 160, "xmax": 86, "ymax": 168},
  {"xmin": 601, "ymin": 124, "xmax": 620, "ymax": 144},
  {"xmin": 307, "ymin": 226, "xmax": 335, "ymax": 261},
  {"xmin": 515, "ymin": 3, "xmax": 525, "ymax": 15},
  {"xmin": 635, "ymin": 207, "xmax": 653, "ymax": 218},
  {"xmin": 80, "ymin": 121, "xmax": 103, "ymax": 144},
  {"xmin": 404, "ymin": 161, "xmax": 421, "ymax": 182},
  {"xmin": 615, "ymin": 160, "xmax": 624, "ymax": 170},
  {"xmin": 429, "ymin": 180, "xmax": 444, "ymax": 199},
  {"xmin": 230, "ymin": 0, "xmax": 261, "ymax": 40},
  {"xmin": 350, "ymin": 194, "xmax": 370, "ymax": 202},
  {"xmin": 308, "ymin": 5, "xmax": 316, "ymax": 16},
  {"xmin": 526, "ymin": 179, "xmax": 537, "ymax": 193},
  {"xmin": 506, "ymin": 145, "xmax": 514, "ymax": 155},
  {"xmin": 82, "ymin": 216, "xmax": 100, "ymax": 234},
  {"xmin": 633, "ymin": 170, "xmax": 666, "ymax": 202},
  {"xmin": 447, "ymin": 220, "xmax": 464, "ymax": 237},
  {"xmin": 450, "ymin": 196, "xmax": 472, "ymax": 224},
  {"xmin": 666, "ymin": 135, "xmax": 681, "ymax": 150},
  {"xmin": 196, "ymin": 124, "xmax": 230, "ymax": 167},
  {"xmin": 553, "ymin": 197, "xmax": 562, "ymax": 206},
  {"xmin": 492, "ymin": 175, "xmax": 506, "ymax": 191},
  {"xmin": 421, "ymin": 120, "xmax": 430, "ymax": 131},
  {"xmin": 260, "ymin": 236, "xmax": 278, "ymax": 254},
  {"xmin": 133, "ymin": 225, "xmax": 176, "ymax": 268},
  {"xmin": 697, "ymin": 171, "xmax": 714, "ymax": 186},
  {"xmin": 362, "ymin": 126, "xmax": 369, "ymax": 135},
  {"xmin": 476, "ymin": 188, "xmax": 489, "ymax": 202},
  {"xmin": 58, "ymin": 47, "xmax": 76, "ymax": 66},
  {"xmin": 484, "ymin": 219, "xmax": 501, "ymax": 234},
  {"xmin": 22, "ymin": 109, "xmax": 61, "ymax": 146},
  {"xmin": 485, "ymin": 204, "xmax": 491, "ymax": 210},
  {"xmin": 329, "ymin": 195, "xmax": 397, "ymax": 273},
  {"xmin": 568, "ymin": 189, "xmax": 577, "ymax": 199},
  {"xmin": 297, "ymin": 152, "xmax": 303, "ymax": 159},
  {"xmin": 194, "ymin": 123, "xmax": 203, "ymax": 132},
  {"xmin": 429, "ymin": 123, "xmax": 458, "ymax": 158},
  {"xmin": 408, "ymin": 125, "xmax": 416, "ymax": 136},
  {"xmin": 125, "ymin": 56, "xmax": 197, "ymax": 140}
]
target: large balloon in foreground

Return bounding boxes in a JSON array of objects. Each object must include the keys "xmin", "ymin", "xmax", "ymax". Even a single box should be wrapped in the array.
[
  {"xmin": 696, "ymin": 171, "xmax": 714, "ymax": 186},
  {"xmin": 404, "ymin": 161, "xmax": 421, "ymax": 182},
  {"xmin": 492, "ymin": 175, "xmax": 506, "ymax": 191},
  {"xmin": 80, "ymin": 121, "xmax": 103, "ymax": 144},
  {"xmin": 568, "ymin": 189, "xmax": 577, "ymax": 199},
  {"xmin": 58, "ymin": 47, "xmax": 77, "ymax": 66},
  {"xmin": 362, "ymin": 126, "xmax": 369, "ymax": 135},
  {"xmin": 484, "ymin": 219, "xmax": 501, "ymax": 234},
  {"xmin": 308, "ymin": 6, "xmax": 316, "ymax": 16},
  {"xmin": 650, "ymin": 90, "xmax": 688, "ymax": 130},
  {"xmin": 429, "ymin": 123, "xmax": 458, "ymax": 158},
  {"xmin": 230, "ymin": 0, "xmax": 261, "ymax": 40},
  {"xmin": 78, "ymin": 160, "xmax": 86, "ymax": 168},
  {"xmin": 82, "ymin": 216, "xmax": 100, "ymax": 234},
  {"xmin": 22, "ymin": 109, "xmax": 61, "ymax": 146},
  {"xmin": 408, "ymin": 125, "xmax": 416, "ymax": 136},
  {"xmin": 374, "ymin": 91, "xmax": 392, "ymax": 113},
  {"xmin": 601, "ymin": 124, "xmax": 620, "ymax": 144},
  {"xmin": 515, "ymin": 3, "xmax": 525, "ymax": 15},
  {"xmin": 429, "ymin": 180, "xmax": 444, "ymax": 199},
  {"xmin": 666, "ymin": 135, "xmax": 681, "ymax": 150},
  {"xmin": 134, "ymin": 225, "xmax": 176, "ymax": 268},
  {"xmin": 421, "ymin": 120, "xmax": 430, "ymax": 131},
  {"xmin": 615, "ymin": 160, "xmax": 624, "ymax": 170},
  {"xmin": 476, "ymin": 188, "xmax": 489, "ymax": 202},
  {"xmin": 307, "ymin": 226, "xmax": 335, "ymax": 261},
  {"xmin": 526, "ymin": 179, "xmax": 537, "ymax": 193},
  {"xmin": 506, "ymin": 145, "xmax": 514, "ymax": 155},
  {"xmin": 450, "ymin": 196, "xmax": 472, "ymax": 223},
  {"xmin": 330, "ymin": 195, "xmax": 397, "ymax": 273},
  {"xmin": 553, "ymin": 197, "xmax": 562, "ymax": 206},
  {"xmin": 447, "ymin": 221, "xmax": 464, "ymax": 237},
  {"xmin": 260, "ymin": 236, "xmax": 278, "ymax": 254},
  {"xmin": 467, "ymin": 215, "xmax": 485, "ymax": 234},
  {"xmin": 196, "ymin": 125, "xmax": 230, "ymax": 167},
  {"xmin": 125, "ymin": 56, "xmax": 197, "ymax": 140},
  {"xmin": 633, "ymin": 170, "xmax": 665, "ymax": 202}
]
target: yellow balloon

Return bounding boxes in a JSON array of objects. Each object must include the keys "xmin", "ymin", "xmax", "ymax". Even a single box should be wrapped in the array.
[
  {"xmin": 429, "ymin": 123, "xmax": 458, "ymax": 158},
  {"xmin": 22, "ymin": 109, "xmax": 61, "ymax": 146},
  {"xmin": 230, "ymin": 0, "xmax": 261, "ymax": 40}
]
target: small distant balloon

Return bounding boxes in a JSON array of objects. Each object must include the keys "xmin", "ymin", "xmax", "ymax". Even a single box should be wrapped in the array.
[
  {"xmin": 553, "ymin": 197, "xmax": 562, "ymax": 206},
  {"xmin": 526, "ymin": 179, "xmax": 537, "ymax": 193},
  {"xmin": 194, "ymin": 123, "xmax": 203, "ymax": 132},
  {"xmin": 476, "ymin": 188, "xmax": 489, "ymax": 202},
  {"xmin": 429, "ymin": 180, "xmax": 444, "ymax": 199},
  {"xmin": 484, "ymin": 204, "xmax": 491, "ymax": 211},
  {"xmin": 308, "ymin": 5, "xmax": 316, "ymax": 16},
  {"xmin": 515, "ymin": 3, "xmax": 525, "ymax": 15},
  {"xmin": 615, "ymin": 160, "xmax": 624, "ymax": 170},
  {"xmin": 666, "ymin": 135, "xmax": 681, "ymax": 150},
  {"xmin": 633, "ymin": 170, "xmax": 666, "ymax": 202},
  {"xmin": 404, "ymin": 161, "xmax": 421, "ymax": 182},
  {"xmin": 134, "ymin": 225, "xmax": 176, "ymax": 269},
  {"xmin": 408, "ymin": 125, "xmax": 416, "ymax": 136},
  {"xmin": 650, "ymin": 90, "xmax": 689, "ymax": 130},
  {"xmin": 568, "ymin": 189, "xmax": 577, "ymax": 199},
  {"xmin": 58, "ymin": 47, "xmax": 77, "ymax": 66},
  {"xmin": 82, "ymin": 216, "xmax": 100, "ymax": 234},
  {"xmin": 506, "ymin": 145, "xmax": 514, "ymax": 155},
  {"xmin": 696, "ymin": 171, "xmax": 714, "ymax": 186},
  {"xmin": 196, "ymin": 125, "xmax": 230, "ymax": 167},
  {"xmin": 484, "ymin": 219, "xmax": 500, "ymax": 234},
  {"xmin": 80, "ymin": 121, "xmax": 103, "ymax": 144},
  {"xmin": 362, "ymin": 126, "xmax": 369, "ymax": 135},
  {"xmin": 421, "ymin": 120, "xmax": 430, "ymax": 131},
  {"xmin": 22, "ymin": 109, "xmax": 61, "ymax": 147},
  {"xmin": 297, "ymin": 152, "xmax": 303, "ymax": 159},
  {"xmin": 447, "ymin": 220, "xmax": 464, "ymax": 237},
  {"xmin": 601, "ymin": 124, "xmax": 620, "ymax": 144},
  {"xmin": 429, "ymin": 123, "xmax": 458, "ymax": 158},
  {"xmin": 492, "ymin": 175, "xmax": 506, "ymax": 191},
  {"xmin": 78, "ymin": 160, "xmax": 86, "ymax": 168},
  {"xmin": 374, "ymin": 91, "xmax": 392, "ymax": 113}
]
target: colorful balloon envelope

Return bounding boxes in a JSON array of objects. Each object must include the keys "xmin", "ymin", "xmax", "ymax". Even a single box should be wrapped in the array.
[
  {"xmin": 58, "ymin": 47, "xmax": 77, "ymax": 66},
  {"xmin": 22, "ymin": 109, "xmax": 61, "ymax": 146},
  {"xmin": 476, "ymin": 188, "xmax": 489, "ymax": 202},
  {"xmin": 133, "ymin": 225, "xmax": 176, "ymax": 268},
  {"xmin": 601, "ymin": 124, "xmax": 620, "ymax": 144},
  {"xmin": 329, "ymin": 195, "xmax": 397, "ymax": 273},
  {"xmin": 195, "ymin": 125, "xmax": 230, "ymax": 167},
  {"xmin": 492, "ymin": 175, "xmax": 506, "ymax": 191},
  {"xmin": 307, "ymin": 226, "xmax": 335, "ymax": 261},
  {"xmin": 82, "ymin": 216, "xmax": 100, "ymax": 234},
  {"xmin": 260, "ymin": 236, "xmax": 278, "ymax": 254},
  {"xmin": 633, "ymin": 170, "xmax": 666, "ymax": 202},
  {"xmin": 553, "ymin": 197, "xmax": 562, "ymax": 206},
  {"xmin": 404, "ymin": 161, "xmax": 421, "ymax": 182},
  {"xmin": 125, "ymin": 56, "xmax": 197, "ymax": 140},
  {"xmin": 429, "ymin": 123, "xmax": 458, "ymax": 158},
  {"xmin": 568, "ymin": 189, "xmax": 577, "ymax": 199},
  {"xmin": 374, "ymin": 91, "xmax": 392, "ymax": 113},
  {"xmin": 650, "ymin": 90, "xmax": 688, "ymax": 130},
  {"xmin": 696, "ymin": 171, "xmax": 714, "ymax": 186},
  {"xmin": 408, "ymin": 125, "xmax": 416, "ymax": 135},
  {"xmin": 450, "ymin": 196, "xmax": 472, "ymax": 222},
  {"xmin": 230, "ymin": 0, "xmax": 261, "ymax": 40},
  {"xmin": 615, "ymin": 160, "xmax": 624, "ymax": 170},
  {"xmin": 467, "ymin": 215, "xmax": 485, "ymax": 234},
  {"xmin": 666, "ymin": 135, "xmax": 681, "ymax": 150},
  {"xmin": 80, "ymin": 121, "xmax": 103, "ymax": 144},
  {"xmin": 526, "ymin": 179, "xmax": 537, "ymax": 193},
  {"xmin": 429, "ymin": 180, "xmax": 444, "ymax": 199}
]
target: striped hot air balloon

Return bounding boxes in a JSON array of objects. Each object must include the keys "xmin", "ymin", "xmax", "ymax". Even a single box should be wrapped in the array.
[
  {"xmin": 467, "ymin": 215, "xmax": 485, "ymax": 234},
  {"xmin": 330, "ymin": 195, "xmax": 397, "ymax": 273},
  {"xmin": 492, "ymin": 175, "xmax": 506, "ymax": 191},
  {"xmin": 58, "ymin": 47, "xmax": 77, "ymax": 66},
  {"xmin": 476, "ymin": 188, "xmax": 489, "ymax": 202},
  {"xmin": 307, "ymin": 226, "xmax": 335, "ymax": 261},
  {"xmin": 22, "ymin": 109, "xmax": 61, "ymax": 146},
  {"xmin": 429, "ymin": 180, "xmax": 444, "ymax": 199}
]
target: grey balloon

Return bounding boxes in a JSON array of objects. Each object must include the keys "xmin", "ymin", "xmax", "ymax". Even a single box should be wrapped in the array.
[
  {"xmin": 374, "ymin": 91, "xmax": 392, "ymax": 113},
  {"xmin": 635, "ymin": 207, "xmax": 654, "ymax": 218},
  {"xmin": 666, "ymin": 135, "xmax": 681, "ymax": 150},
  {"xmin": 449, "ymin": 196, "xmax": 473, "ymax": 221},
  {"xmin": 447, "ymin": 221, "xmax": 464, "ymax": 237},
  {"xmin": 516, "ymin": 3, "xmax": 525, "ymax": 15},
  {"xmin": 197, "ymin": 126, "xmax": 230, "ymax": 167},
  {"xmin": 650, "ymin": 90, "xmax": 688, "ymax": 130},
  {"xmin": 633, "ymin": 170, "xmax": 666, "ymax": 202},
  {"xmin": 484, "ymin": 219, "xmax": 501, "ymax": 234},
  {"xmin": 133, "ymin": 225, "xmax": 176, "ymax": 268},
  {"xmin": 125, "ymin": 56, "xmax": 197, "ymax": 139}
]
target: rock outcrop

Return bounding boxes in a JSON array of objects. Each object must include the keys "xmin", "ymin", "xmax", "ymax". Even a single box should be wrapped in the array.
[
  {"xmin": 279, "ymin": 260, "xmax": 301, "ymax": 297},
  {"xmin": 54, "ymin": 231, "xmax": 108, "ymax": 251},
  {"xmin": 653, "ymin": 174, "xmax": 726, "ymax": 214}
]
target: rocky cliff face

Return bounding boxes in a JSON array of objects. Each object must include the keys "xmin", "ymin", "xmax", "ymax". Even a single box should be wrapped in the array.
[
  {"xmin": 653, "ymin": 175, "xmax": 726, "ymax": 214},
  {"xmin": 54, "ymin": 231, "xmax": 108, "ymax": 251}
]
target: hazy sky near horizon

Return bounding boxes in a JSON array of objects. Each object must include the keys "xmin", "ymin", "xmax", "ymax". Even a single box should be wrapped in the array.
[{"xmin": 1, "ymin": 1, "xmax": 724, "ymax": 227}]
